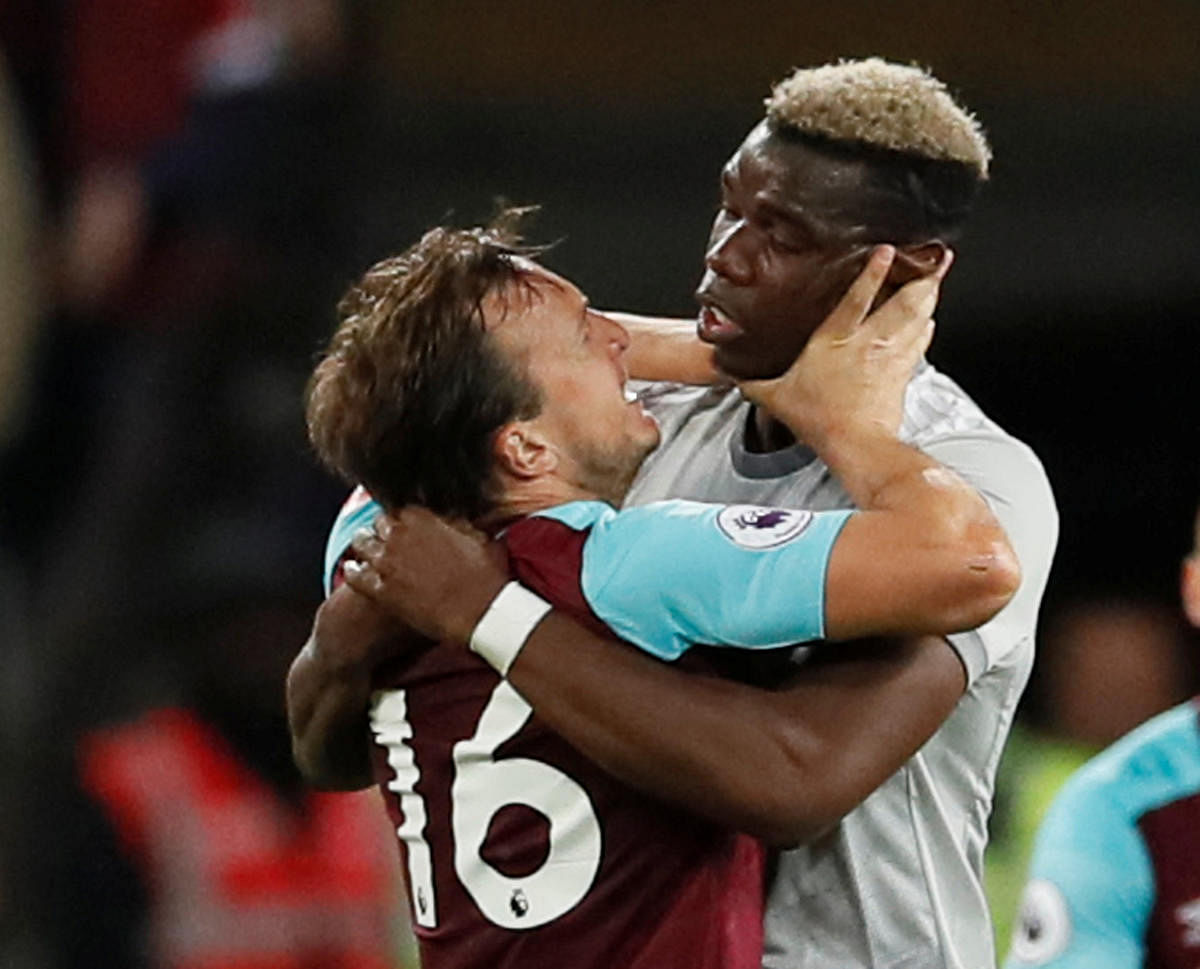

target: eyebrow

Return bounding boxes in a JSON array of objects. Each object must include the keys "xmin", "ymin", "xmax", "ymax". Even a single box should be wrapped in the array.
[
  {"xmin": 722, "ymin": 166, "xmax": 824, "ymax": 239},
  {"xmin": 767, "ymin": 193, "xmax": 859, "ymax": 248}
]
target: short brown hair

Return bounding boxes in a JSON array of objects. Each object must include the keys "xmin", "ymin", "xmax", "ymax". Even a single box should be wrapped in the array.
[{"xmin": 306, "ymin": 213, "xmax": 544, "ymax": 519}]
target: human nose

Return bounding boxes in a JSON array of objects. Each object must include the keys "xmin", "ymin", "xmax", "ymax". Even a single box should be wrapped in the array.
[
  {"xmin": 705, "ymin": 214, "xmax": 755, "ymax": 285},
  {"xmin": 603, "ymin": 313, "xmax": 631, "ymax": 356},
  {"xmin": 595, "ymin": 309, "xmax": 633, "ymax": 354}
]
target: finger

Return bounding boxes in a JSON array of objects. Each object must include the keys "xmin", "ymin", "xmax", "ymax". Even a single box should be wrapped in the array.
[
  {"xmin": 819, "ymin": 245, "xmax": 895, "ymax": 342},
  {"xmin": 734, "ymin": 375, "xmax": 775, "ymax": 408},
  {"xmin": 916, "ymin": 318, "xmax": 936, "ymax": 357},
  {"xmin": 375, "ymin": 514, "xmax": 394, "ymax": 540},
  {"xmin": 350, "ymin": 527, "xmax": 383, "ymax": 562},
  {"xmin": 867, "ymin": 272, "xmax": 941, "ymax": 342},
  {"xmin": 342, "ymin": 559, "xmax": 383, "ymax": 598},
  {"xmin": 870, "ymin": 250, "xmax": 952, "ymax": 344}
]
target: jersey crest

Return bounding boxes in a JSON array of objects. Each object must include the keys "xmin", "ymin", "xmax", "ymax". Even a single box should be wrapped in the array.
[
  {"xmin": 716, "ymin": 505, "xmax": 813, "ymax": 549},
  {"xmin": 1010, "ymin": 878, "xmax": 1072, "ymax": 965},
  {"xmin": 1175, "ymin": 897, "xmax": 1200, "ymax": 947}
]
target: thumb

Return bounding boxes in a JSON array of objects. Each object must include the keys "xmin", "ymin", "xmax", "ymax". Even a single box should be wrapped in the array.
[{"xmin": 735, "ymin": 375, "xmax": 777, "ymax": 409}]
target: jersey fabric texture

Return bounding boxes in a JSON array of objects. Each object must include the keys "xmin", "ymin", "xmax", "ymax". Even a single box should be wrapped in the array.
[
  {"xmin": 1004, "ymin": 699, "xmax": 1200, "ymax": 969},
  {"xmin": 625, "ymin": 362, "xmax": 1058, "ymax": 969},
  {"xmin": 79, "ymin": 708, "xmax": 399, "ymax": 969},
  {"xmin": 325, "ymin": 491, "xmax": 852, "ymax": 659},
  {"xmin": 325, "ymin": 491, "xmax": 769, "ymax": 969}
]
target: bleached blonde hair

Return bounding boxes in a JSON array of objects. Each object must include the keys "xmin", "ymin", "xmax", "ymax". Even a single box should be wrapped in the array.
[{"xmin": 765, "ymin": 58, "xmax": 991, "ymax": 179}]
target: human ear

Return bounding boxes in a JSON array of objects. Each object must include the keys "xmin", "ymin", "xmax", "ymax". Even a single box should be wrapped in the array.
[
  {"xmin": 493, "ymin": 421, "xmax": 557, "ymax": 480},
  {"xmin": 889, "ymin": 241, "xmax": 948, "ymax": 287}
]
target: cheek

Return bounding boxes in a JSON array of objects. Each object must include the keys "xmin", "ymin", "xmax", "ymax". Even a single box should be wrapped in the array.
[{"xmin": 763, "ymin": 260, "xmax": 849, "ymax": 333}]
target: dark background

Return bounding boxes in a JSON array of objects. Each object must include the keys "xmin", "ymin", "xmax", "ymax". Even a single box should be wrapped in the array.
[{"xmin": 0, "ymin": 2, "xmax": 1197, "ymax": 965}]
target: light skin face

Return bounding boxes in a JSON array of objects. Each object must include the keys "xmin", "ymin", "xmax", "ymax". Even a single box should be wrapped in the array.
[
  {"xmin": 695, "ymin": 121, "xmax": 880, "ymax": 381},
  {"xmin": 484, "ymin": 263, "xmax": 661, "ymax": 510}
]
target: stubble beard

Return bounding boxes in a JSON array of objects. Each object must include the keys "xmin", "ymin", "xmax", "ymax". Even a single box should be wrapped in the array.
[{"xmin": 573, "ymin": 432, "xmax": 659, "ymax": 508}]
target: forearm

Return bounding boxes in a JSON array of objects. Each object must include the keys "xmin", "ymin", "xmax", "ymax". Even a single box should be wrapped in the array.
[
  {"xmin": 506, "ymin": 614, "xmax": 964, "ymax": 845},
  {"xmin": 815, "ymin": 428, "xmax": 979, "ymax": 525},
  {"xmin": 287, "ymin": 636, "xmax": 375, "ymax": 790},
  {"xmin": 286, "ymin": 587, "xmax": 411, "ymax": 791},
  {"xmin": 609, "ymin": 311, "xmax": 720, "ymax": 384}
]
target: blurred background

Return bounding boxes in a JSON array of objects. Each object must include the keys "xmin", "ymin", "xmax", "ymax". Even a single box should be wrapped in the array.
[{"xmin": 0, "ymin": 1, "xmax": 1196, "ymax": 966}]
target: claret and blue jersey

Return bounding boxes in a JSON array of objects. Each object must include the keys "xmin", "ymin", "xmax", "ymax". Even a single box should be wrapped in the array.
[
  {"xmin": 320, "ymin": 486, "xmax": 852, "ymax": 969},
  {"xmin": 324, "ymin": 487, "xmax": 853, "ymax": 660},
  {"xmin": 1007, "ymin": 698, "xmax": 1200, "ymax": 969}
]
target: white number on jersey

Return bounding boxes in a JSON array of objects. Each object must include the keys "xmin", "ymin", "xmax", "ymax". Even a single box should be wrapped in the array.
[{"xmin": 370, "ymin": 680, "xmax": 603, "ymax": 931}]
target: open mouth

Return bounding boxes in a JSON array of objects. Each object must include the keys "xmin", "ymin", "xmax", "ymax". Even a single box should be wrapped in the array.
[{"xmin": 697, "ymin": 304, "xmax": 744, "ymax": 343}]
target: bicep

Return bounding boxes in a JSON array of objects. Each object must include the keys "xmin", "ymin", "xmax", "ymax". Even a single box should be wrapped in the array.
[
  {"xmin": 584, "ymin": 502, "xmax": 849, "ymax": 658},
  {"xmin": 823, "ymin": 512, "xmax": 953, "ymax": 639}
]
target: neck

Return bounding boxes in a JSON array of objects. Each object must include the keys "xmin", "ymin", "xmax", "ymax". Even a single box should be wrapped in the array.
[
  {"xmin": 747, "ymin": 403, "xmax": 801, "ymax": 454},
  {"xmin": 482, "ymin": 479, "xmax": 604, "ymax": 532}
]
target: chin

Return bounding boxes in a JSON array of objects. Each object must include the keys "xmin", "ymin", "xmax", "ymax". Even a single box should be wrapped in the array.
[{"xmin": 713, "ymin": 349, "xmax": 786, "ymax": 382}]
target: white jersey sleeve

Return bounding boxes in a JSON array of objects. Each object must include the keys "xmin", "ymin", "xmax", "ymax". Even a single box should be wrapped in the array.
[{"xmin": 925, "ymin": 431, "xmax": 1059, "ymax": 684}]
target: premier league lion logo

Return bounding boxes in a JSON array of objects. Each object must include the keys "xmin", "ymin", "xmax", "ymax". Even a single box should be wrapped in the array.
[{"xmin": 716, "ymin": 505, "xmax": 814, "ymax": 549}]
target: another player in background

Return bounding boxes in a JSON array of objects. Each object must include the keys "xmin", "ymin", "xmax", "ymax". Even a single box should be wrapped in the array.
[
  {"xmin": 290, "ymin": 220, "xmax": 1018, "ymax": 969},
  {"xmin": 319, "ymin": 58, "xmax": 1059, "ymax": 969},
  {"xmin": 1004, "ymin": 505, "xmax": 1200, "ymax": 969}
]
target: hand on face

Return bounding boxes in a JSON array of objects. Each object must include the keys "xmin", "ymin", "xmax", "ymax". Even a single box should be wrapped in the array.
[
  {"xmin": 343, "ymin": 508, "xmax": 510, "ymax": 644},
  {"xmin": 736, "ymin": 245, "xmax": 951, "ymax": 448}
]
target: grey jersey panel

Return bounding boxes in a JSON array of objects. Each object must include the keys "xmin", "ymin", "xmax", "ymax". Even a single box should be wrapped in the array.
[{"xmin": 625, "ymin": 363, "xmax": 1059, "ymax": 969}]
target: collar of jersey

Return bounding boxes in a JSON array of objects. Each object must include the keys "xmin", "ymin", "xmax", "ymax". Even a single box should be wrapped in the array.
[
  {"xmin": 528, "ymin": 499, "xmax": 616, "ymax": 531},
  {"xmin": 728, "ymin": 359, "xmax": 931, "ymax": 479}
]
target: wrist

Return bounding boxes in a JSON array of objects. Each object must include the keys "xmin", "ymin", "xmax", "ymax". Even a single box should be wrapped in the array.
[
  {"xmin": 806, "ymin": 419, "xmax": 896, "ymax": 464},
  {"xmin": 468, "ymin": 582, "xmax": 553, "ymax": 675}
]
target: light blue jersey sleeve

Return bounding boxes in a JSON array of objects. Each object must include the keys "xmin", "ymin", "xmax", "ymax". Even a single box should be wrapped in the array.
[
  {"xmin": 1004, "ymin": 771, "xmax": 1153, "ymax": 969},
  {"xmin": 541, "ymin": 499, "xmax": 852, "ymax": 661},
  {"xmin": 322, "ymin": 489, "xmax": 384, "ymax": 595},
  {"xmin": 1006, "ymin": 704, "xmax": 1200, "ymax": 969}
]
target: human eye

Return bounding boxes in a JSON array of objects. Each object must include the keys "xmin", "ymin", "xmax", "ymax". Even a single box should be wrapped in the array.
[
  {"xmin": 767, "ymin": 231, "xmax": 803, "ymax": 254},
  {"xmin": 764, "ymin": 217, "xmax": 813, "ymax": 255}
]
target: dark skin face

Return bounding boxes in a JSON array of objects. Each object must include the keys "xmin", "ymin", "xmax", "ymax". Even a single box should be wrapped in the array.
[
  {"xmin": 695, "ymin": 121, "xmax": 946, "ymax": 450},
  {"xmin": 695, "ymin": 121, "xmax": 880, "ymax": 383}
]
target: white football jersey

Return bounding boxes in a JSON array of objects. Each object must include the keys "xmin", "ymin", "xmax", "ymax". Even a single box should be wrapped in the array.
[{"xmin": 625, "ymin": 361, "xmax": 1059, "ymax": 969}]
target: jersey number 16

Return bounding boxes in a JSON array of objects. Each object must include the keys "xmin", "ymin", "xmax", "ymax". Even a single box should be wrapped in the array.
[{"xmin": 370, "ymin": 680, "xmax": 603, "ymax": 931}]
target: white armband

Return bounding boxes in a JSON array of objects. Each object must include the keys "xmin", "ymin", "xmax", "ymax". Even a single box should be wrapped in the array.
[{"xmin": 468, "ymin": 581, "xmax": 553, "ymax": 676}]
